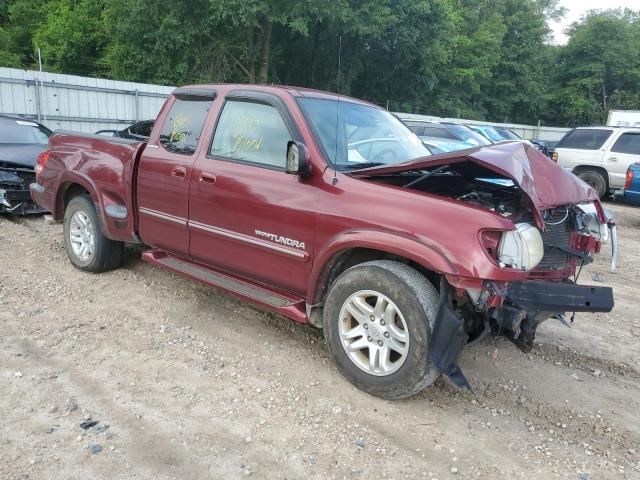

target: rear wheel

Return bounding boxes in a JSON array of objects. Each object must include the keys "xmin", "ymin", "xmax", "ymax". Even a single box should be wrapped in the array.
[
  {"xmin": 63, "ymin": 195, "xmax": 123, "ymax": 272},
  {"xmin": 323, "ymin": 260, "xmax": 440, "ymax": 399},
  {"xmin": 576, "ymin": 169, "xmax": 607, "ymax": 198}
]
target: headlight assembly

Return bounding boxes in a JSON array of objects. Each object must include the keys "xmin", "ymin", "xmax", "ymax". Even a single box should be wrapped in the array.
[{"xmin": 498, "ymin": 223, "xmax": 544, "ymax": 271}]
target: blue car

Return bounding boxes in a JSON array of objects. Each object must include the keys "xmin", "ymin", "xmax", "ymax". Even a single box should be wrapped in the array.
[
  {"xmin": 624, "ymin": 163, "xmax": 640, "ymax": 206},
  {"xmin": 468, "ymin": 124, "xmax": 517, "ymax": 143}
]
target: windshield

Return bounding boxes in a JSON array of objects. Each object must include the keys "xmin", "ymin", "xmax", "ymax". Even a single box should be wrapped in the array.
[
  {"xmin": 471, "ymin": 125, "xmax": 503, "ymax": 142},
  {"xmin": 298, "ymin": 98, "xmax": 430, "ymax": 170},
  {"xmin": 496, "ymin": 128, "xmax": 520, "ymax": 140},
  {"xmin": 444, "ymin": 124, "xmax": 491, "ymax": 146},
  {"xmin": 0, "ymin": 119, "xmax": 52, "ymax": 145}
]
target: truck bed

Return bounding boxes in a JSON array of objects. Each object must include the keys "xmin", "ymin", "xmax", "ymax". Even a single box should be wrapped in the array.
[{"xmin": 33, "ymin": 130, "xmax": 147, "ymax": 241}]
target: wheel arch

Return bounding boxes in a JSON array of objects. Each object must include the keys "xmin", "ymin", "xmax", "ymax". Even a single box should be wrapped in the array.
[
  {"xmin": 307, "ymin": 230, "xmax": 456, "ymax": 307},
  {"xmin": 572, "ymin": 165, "xmax": 610, "ymax": 188},
  {"xmin": 55, "ymin": 178, "xmax": 97, "ymax": 220}
]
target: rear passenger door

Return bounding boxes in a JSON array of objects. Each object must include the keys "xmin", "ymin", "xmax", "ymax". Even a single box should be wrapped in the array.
[
  {"xmin": 188, "ymin": 93, "xmax": 316, "ymax": 296},
  {"xmin": 137, "ymin": 89, "xmax": 215, "ymax": 255},
  {"xmin": 606, "ymin": 132, "xmax": 640, "ymax": 188}
]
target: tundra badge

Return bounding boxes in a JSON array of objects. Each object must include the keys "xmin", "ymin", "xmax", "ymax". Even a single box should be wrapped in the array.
[{"xmin": 255, "ymin": 230, "xmax": 306, "ymax": 250}]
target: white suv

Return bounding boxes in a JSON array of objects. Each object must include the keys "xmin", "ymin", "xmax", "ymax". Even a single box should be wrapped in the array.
[{"xmin": 553, "ymin": 127, "xmax": 640, "ymax": 197}]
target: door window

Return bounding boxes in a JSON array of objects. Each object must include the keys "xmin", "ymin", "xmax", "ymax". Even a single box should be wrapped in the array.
[
  {"xmin": 611, "ymin": 133, "xmax": 640, "ymax": 155},
  {"xmin": 159, "ymin": 98, "xmax": 212, "ymax": 155},
  {"xmin": 557, "ymin": 129, "xmax": 612, "ymax": 150},
  {"xmin": 210, "ymin": 100, "xmax": 291, "ymax": 168}
]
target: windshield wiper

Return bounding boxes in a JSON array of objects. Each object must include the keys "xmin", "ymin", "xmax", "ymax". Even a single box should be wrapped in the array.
[
  {"xmin": 339, "ymin": 162, "xmax": 387, "ymax": 171},
  {"xmin": 404, "ymin": 165, "xmax": 449, "ymax": 188}
]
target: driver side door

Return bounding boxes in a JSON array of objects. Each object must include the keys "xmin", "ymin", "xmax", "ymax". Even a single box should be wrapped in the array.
[{"xmin": 188, "ymin": 94, "xmax": 317, "ymax": 296}]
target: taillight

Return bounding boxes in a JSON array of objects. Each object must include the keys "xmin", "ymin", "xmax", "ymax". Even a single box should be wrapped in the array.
[
  {"xmin": 625, "ymin": 168, "xmax": 634, "ymax": 190},
  {"xmin": 35, "ymin": 150, "xmax": 49, "ymax": 176},
  {"xmin": 551, "ymin": 151, "xmax": 558, "ymax": 162}
]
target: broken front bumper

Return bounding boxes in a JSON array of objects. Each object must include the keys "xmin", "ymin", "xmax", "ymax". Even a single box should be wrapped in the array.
[
  {"xmin": 507, "ymin": 281, "xmax": 614, "ymax": 313},
  {"xmin": 1, "ymin": 168, "xmax": 46, "ymax": 215},
  {"xmin": 1, "ymin": 185, "xmax": 47, "ymax": 214},
  {"xmin": 428, "ymin": 279, "xmax": 614, "ymax": 389}
]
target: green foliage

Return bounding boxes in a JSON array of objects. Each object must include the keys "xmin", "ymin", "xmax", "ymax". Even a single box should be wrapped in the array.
[
  {"xmin": 0, "ymin": 25, "xmax": 20, "ymax": 67},
  {"xmin": 0, "ymin": 0, "xmax": 638, "ymax": 127},
  {"xmin": 32, "ymin": 0, "xmax": 107, "ymax": 75},
  {"xmin": 552, "ymin": 9, "xmax": 640, "ymax": 126}
]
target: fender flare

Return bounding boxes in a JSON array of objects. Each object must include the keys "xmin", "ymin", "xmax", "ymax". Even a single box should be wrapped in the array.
[
  {"xmin": 307, "ymin": 229, "xmax": 458, "ymax": 304},
  {"xmin": 54, "ymin": 171, "xmax": 118, "ymax": 239},
  {"xmin": 54, "ymin": 171, "xmax": 100, "ymax": 218}
]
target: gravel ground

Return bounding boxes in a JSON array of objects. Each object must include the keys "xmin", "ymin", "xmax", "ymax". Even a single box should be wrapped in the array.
[{"xmin": 1, "ymin": 201, "xmax": 639, "ymax": 480}]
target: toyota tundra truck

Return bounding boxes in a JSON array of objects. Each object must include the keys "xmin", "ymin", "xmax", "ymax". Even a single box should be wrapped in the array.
[{"xmin": 30, "ymin": 84, "xmax": 614, "ymax": 399}]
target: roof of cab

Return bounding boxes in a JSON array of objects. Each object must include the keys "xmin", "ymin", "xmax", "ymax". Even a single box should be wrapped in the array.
[{"xmin": 175, "ymin": 83, "xmax": 377, "ymax": 107}]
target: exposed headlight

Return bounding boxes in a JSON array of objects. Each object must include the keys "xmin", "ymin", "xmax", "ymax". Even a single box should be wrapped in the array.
[
  {"xmin": 498, "ymin": 223, "xmax": 544, "ymax": 271},
  {"xmin": 577, "ymin": 203, "xmax": 608, "ymax": 243}
]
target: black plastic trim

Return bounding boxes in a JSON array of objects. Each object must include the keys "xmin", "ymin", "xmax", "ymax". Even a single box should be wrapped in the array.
[
  {"xmin": 173, "ymin": 87, "xmax": 218, "ymax": 100},
  {"xmin": 507, "ymin": 281, "xmax": 614, "ymax": 313}
]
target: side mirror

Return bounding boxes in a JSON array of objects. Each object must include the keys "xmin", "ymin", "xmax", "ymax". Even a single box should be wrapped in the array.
[{"xmin": 286, "ymin": 141, "xmax": 311, "ymax": 176}]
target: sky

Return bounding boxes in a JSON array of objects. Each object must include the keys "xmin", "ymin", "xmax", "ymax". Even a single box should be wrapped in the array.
[{"xmin": 550, "ymin": 0, "xmax": 639, "ymax": 44}]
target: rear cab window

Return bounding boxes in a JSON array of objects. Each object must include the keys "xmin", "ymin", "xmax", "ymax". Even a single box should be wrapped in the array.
[
  {"xmin": 159, "ymin": 97, "xmax": 213, "ymax": 155},
  {"xmin": 557, "ymin": 129, "xmax": 613, "ymax": 150}
]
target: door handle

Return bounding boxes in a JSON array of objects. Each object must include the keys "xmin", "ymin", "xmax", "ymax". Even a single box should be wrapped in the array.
[
  {"xmin": 171, "ymin": 166, "xmax": 187, "ymax": 179},
  {"xmin": 199, "ymin": 172, "xmax": 217, "ymax": 184},
  {"xmin": 608, "ymin": 157, "xmax": 618, "ymax": 162}
]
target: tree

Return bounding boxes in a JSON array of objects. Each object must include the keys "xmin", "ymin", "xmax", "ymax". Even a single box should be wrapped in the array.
[
  {"xmin": 0, "ymin": 0, "xmax": 639, "ymax": 127},
  {"xmin": 209, "ymin": 0, "xmax": 340, "ymax": 83},
  {"xmin": 32, "ymin": 0, "xmax": 107, "ymax": 76},
  {"xmin": 553, "ymin": 9, "xmax": 640, "ymax": 126},
  {"xmin": 3, "ymin": 0, "xmax": 51, "ymax": 68}
]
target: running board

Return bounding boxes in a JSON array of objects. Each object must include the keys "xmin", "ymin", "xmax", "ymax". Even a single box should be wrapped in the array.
[{"xmin": 142, "ymin": 250, "xmax": 308, "ymax": 324}]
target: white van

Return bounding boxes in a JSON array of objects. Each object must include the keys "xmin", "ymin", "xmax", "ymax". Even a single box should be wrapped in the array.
[{"xmin": 553, "ymin": 127, "xmax": 640, "ymax": 197}]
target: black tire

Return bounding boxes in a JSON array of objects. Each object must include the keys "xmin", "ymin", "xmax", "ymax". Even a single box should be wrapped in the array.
[
  {"xmin": 576, "ymin": 169, "xmax": 607, "ymax": 198},
  {"xmin": 323, "ymin": 260, "xmax": 440, "ymax": 400},
  {"xmin": 63, "ymin": 195, "xmax": 123, "ymax": 272}
]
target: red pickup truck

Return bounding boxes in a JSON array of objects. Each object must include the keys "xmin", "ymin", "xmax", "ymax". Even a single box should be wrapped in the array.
[{"xmin": 31, "ymin": 84, "xmax": 614, "ymax": 399}]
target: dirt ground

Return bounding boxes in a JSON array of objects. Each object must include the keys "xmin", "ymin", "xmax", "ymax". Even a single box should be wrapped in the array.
[{"xmin": 1, "ymin": 201, "xmax": 639, "ymax": 480}]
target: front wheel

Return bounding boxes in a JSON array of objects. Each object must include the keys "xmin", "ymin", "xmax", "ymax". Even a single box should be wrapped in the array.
[
  {"xmin": 63, "ymin": 195, "xmax": 123, "ymax": 272},
  {"xmin": 323, "ymin": 260, "xmax": 440, "ymax": 399}
]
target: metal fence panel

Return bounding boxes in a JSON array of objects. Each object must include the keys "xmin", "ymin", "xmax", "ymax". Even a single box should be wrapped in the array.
[
  {"xmin": 0, "ymin": 67, "xmax": 174, "ymax": 133},
  {"xmin": 1, "ymin": 67, "xmax": 570, "ymax": 140}
]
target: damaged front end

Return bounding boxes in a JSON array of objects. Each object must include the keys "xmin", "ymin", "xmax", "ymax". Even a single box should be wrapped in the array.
[
  {"xmin": 0, "ymin": 163, "xmax": 46, "ymax": 215},
  {"xmin": 356, "ymin": 142, "xmax": 616, "ymax": 389},
  {"xmin": 436, "ymin": 202, "xmax": 615, "ymax": 389}
]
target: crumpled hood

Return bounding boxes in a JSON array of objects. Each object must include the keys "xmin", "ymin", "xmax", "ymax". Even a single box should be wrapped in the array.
[{"xmin": 353, "ymin": 141, "xmax": 601, "ymax": 213}]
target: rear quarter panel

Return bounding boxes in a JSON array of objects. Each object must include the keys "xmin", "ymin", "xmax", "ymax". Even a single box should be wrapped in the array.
[{"xmin": 42, "ymin": 132, "xmax": 145, "ymax": 241}]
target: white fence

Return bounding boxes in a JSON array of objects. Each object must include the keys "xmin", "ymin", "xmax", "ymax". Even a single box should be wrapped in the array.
[
  {"xmin": 0, "ymin": 67, "xmax": 569, "ymax": 140},
  {"xmin": 0, "ymin": 67, "xmax": 174, "ymax": 133}
]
